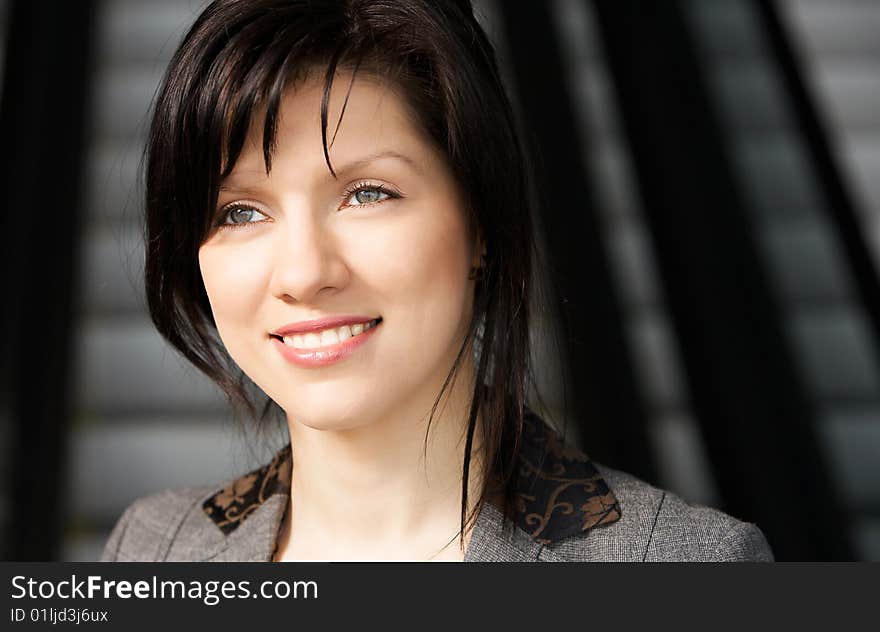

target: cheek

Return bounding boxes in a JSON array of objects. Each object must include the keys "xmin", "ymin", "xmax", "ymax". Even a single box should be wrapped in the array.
[
  {"xmin": 352, "ymin": 204, "xmax": 472, "ymax": 319},
  {"xmin": 198, "ymin": 243, "xmax": 267, "ymax": 339}
]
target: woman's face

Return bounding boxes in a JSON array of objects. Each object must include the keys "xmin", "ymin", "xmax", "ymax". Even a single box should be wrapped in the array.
[{"xmin": 198, "ymin": 73, "xmax": 480, "ymax": 431}]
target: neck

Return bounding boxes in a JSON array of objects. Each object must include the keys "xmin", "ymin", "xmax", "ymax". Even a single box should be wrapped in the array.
[{"xmin": 277, "ymin": 362, "xmax": 486, "ymax": 560}]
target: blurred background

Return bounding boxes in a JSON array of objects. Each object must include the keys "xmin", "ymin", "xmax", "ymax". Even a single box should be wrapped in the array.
[{"xmin": 0, "ymin": 0, "xmax": 878, "ymax": 562}]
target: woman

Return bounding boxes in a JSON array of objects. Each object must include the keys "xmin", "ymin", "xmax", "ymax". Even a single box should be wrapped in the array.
[{"xmin": 101, "ymin": 0, "xmax": 773, "ymax": 562}]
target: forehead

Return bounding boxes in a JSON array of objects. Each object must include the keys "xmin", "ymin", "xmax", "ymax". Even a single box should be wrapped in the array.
[{"xmin": 224, "ymin": 71, "xmax": 437, "ymax": 182}]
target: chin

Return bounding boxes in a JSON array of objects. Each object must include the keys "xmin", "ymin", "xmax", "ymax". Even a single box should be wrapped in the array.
[
  {"xmin": 284, "ymin": 398, "xmax": 379, "ymax": 433},
  {"xmin": 294, "ymin": 416, "xmax": 366, "ymax": 433}
]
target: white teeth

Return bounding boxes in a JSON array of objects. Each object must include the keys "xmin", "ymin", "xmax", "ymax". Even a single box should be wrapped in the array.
[{"xmin": 281, "ymin": 320, "xmax": 378, "ymax": 350}]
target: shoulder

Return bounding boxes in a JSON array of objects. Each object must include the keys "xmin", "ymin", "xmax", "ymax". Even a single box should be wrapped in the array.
[
  {"xmin": 100, "ymin": 444, "xmax": 293, "ymax": 562},
  {"xmin": 541, "ymin": 464, "xmax": 774, "ymax": 562},
  {"xmin": 100, "ymin": 485, "xmax": 217, "ymax": 561}
]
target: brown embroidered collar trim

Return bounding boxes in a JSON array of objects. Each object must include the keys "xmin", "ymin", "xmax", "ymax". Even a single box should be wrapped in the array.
[
  {"xmin": 202, "ymin": 409, "xmax": 621, "ymax": 544},
  {"xmin": 513, "ymin": 410, "xmax": 621, "ymax": 544},
  {"xmin": 202, "ymin": 445, "xmax": 292, "ymax": 536}
]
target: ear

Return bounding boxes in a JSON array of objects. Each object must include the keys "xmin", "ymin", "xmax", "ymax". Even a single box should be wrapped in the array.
[{"xmin": 471, "ymin": 231, "xmax": 487, "ymax": 268}]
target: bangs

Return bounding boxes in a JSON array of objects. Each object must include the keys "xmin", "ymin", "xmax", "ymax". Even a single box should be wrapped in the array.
[
  {"xmin": 195, "ymin": 13, "xmax": 408, "ymax": 187},
  {"xmin": 156, "ymin": 1, "xmax": 450, "ymax": 244}
]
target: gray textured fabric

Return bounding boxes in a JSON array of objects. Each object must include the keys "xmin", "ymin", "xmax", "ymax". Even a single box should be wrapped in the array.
[
  {"xmin": 100, "ymin": 463, "xmax": 773, "ymax": 562},
  {"xmin": 538, "ymin": 465, "xmax": 775, "ymax": 561}
]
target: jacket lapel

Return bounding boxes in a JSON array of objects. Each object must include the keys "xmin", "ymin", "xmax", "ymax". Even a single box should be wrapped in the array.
[
  {"xmin": 206, "ymin": 494, "xmax": 288, "ymax": 562},
  {"xmin": 463, "ymin": 501, "xmax": 545, "ymax": 561},
  {"xmin": 510, "ymin": 411, "xmax": 621, "ymax": 544}
]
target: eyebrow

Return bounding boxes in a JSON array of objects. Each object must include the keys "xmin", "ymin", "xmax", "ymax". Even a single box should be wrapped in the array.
[
  {"xmin": 219, "ymin": 149, "xmax": 421, "ymax": 191},
  {"xmin": 330, "ymin": 149, "xmax": 421, "ymax": 177}
]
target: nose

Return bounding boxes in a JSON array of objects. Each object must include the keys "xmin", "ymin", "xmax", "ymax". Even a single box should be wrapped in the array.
[{"xmin": 268, "ymin": 207, "xmax": 349, "ymax": 304}]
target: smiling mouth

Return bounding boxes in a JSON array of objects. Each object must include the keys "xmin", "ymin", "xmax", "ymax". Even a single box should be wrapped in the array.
[{"xmin": 270, "ymin": 317, "xmax": 382, "ymax": 350}]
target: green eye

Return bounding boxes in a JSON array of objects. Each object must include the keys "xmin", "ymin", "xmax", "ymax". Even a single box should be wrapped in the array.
[
  {"xmin": 214, "ymin": 203, "xmax": 269, "ymax": 230},
  {"xmin": 349, "ymin": 187, "xmax": 391, "ymax": 206},
  {"xmin": 352, "ymin": 188, "xmax": 387, "ymax": 204},
  {"xmin": 343, "ymin": 182, "xmax": 400, "ymax": 208}
]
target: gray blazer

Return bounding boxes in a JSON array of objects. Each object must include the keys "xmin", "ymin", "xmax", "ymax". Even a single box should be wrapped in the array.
[{"xmin": 100, "ymin": 415, "xmax": 774, "ymax": 562}]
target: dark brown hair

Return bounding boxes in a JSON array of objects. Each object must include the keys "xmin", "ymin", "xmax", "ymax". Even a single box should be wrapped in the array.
[{"xmin": 144, "ymin": 0, "xmax": 548, "ymax": 546}]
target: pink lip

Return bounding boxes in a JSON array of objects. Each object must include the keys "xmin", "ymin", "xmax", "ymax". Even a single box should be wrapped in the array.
[
  {"xmin": 272, "ymin": 315, "xmax": 379, "ymax": 337},
  {"xmin": 270, "ymin": 319, "xmax": 382, "ymax": 367}
]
